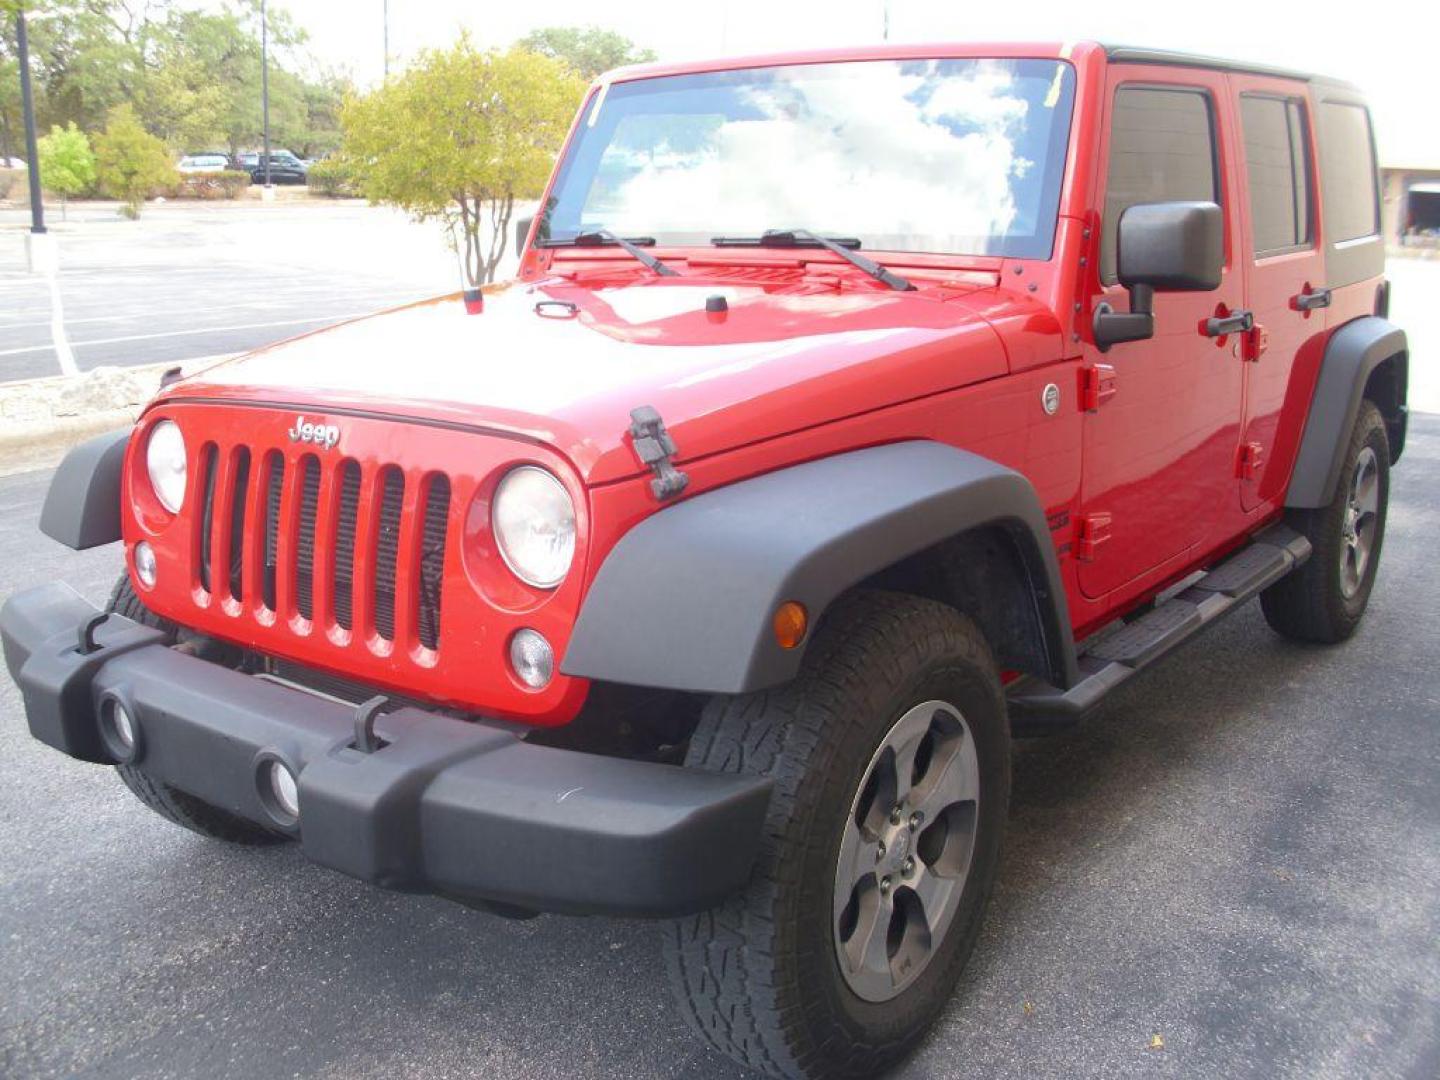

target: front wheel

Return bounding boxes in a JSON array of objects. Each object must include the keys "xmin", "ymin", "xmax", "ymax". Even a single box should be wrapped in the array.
[{"xmin": 663, "ymin": 590, "xmax": 1009, "ymax": 1079}]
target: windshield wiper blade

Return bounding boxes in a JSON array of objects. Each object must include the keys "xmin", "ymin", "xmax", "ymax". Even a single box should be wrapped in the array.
[
  {"xmin": 710, "ymin": 229, "xmax": 913, "ymax": 291},
  {"xmin": 538, "ymin": 229, "xmax": 679, "ymax": 277}
]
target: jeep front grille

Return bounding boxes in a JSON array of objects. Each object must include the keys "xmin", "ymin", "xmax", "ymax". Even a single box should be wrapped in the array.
[{"xmin": 197, "ymin": 446, "xmax": 451, "ymax": 652}]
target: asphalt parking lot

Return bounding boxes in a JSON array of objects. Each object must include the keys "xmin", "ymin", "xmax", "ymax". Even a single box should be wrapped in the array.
[
  {"xmin": 0, "ymin": 201, "xmax": 462, "ymax": 382},
  {"xmin": 0, "ymin": 412, "xmax": 1436, "ymax": 1079}
]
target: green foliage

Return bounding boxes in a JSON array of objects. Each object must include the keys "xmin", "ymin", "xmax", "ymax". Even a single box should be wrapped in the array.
[
  {"xmin": 94, "ymin": 104, "xmax": 175, "ymax": 217},
  {"xmin": 0, "ymin": 1, "xmax": 345, "ymax": 160},
  {"xmin": 516, "ymin": 26, "xmax": 656, "ymax": 80},
  {"xmin": 37, "ymin": 121, "xmax": 96, "ymax": 200},
  {"xmin": 338, "ymin": 39, "xmax": 585, "ymax": 285},
  {"xmin": 305, "ymin": 157, "xmax": 355, "ymax": 198}
]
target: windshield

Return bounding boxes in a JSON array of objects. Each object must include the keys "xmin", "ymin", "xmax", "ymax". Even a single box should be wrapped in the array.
[{"xmin": 541, "ymin": 57, "xmax": 1076, "ymax": 259}]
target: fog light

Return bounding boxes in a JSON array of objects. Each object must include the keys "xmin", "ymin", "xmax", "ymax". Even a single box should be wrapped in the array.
[
  {"xmin": 266, "ymin": 760, "xmax": 300, "ymax": 821},
  {"xmin": 134, "ymin": 542, "xmax": 157, "ymax": 588},
  {"xmin": 510, "ymin": 628, "xmax": 554, "ymax": 689},
  {"xmin": 97, "ymin": 694, "xmax": 141, "ymax": 761},
  {"xmin": 110, "ymin": 701, "xmax": 136, "ymax": 749}
]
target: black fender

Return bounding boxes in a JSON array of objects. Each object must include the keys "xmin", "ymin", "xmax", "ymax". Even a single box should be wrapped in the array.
[
  {"xmin": 1287, "ymin": 317, "xmax": 1407, "ymax": 509},
  {"xmin": 562, "ymin": 441, "xmax": 1078, "ymax": 695},
  {"xmin": 38, "ymin": 429, "xmax": 130, "ymax": 549}
]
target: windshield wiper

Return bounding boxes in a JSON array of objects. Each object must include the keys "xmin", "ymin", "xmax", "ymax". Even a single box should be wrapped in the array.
[
  {"xmin": 537, "ymin": 229, "xmax": 679, "ymax": 277},
  {"xmin": 710, "ymin": 229, "xmax": 913, "ymax": 291}
]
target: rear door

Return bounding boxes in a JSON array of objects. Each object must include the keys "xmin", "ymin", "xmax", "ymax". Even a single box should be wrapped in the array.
[
  {"xmin": 1229, "ymin": 75, "xmax": 1327, "ymax": 510},
  {"xmin": 1078, "ymin": 68, "xmax": 1247, "ymax": 600}
]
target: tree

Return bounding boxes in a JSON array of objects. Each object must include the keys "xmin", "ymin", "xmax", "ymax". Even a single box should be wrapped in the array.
[
  {"xmin": 516, "ymin": 25, "xmax": 655, "ymax": 81},
  {"xmin": 338, "ymin": 40, "xmax": 585, "ymax": 286},
  {"xmin": 37, "ymin": 120, "xmax": 95, "ymax": 217},
  {"xmin": 94, "ymin": 103, "xmax": 174, "ymax": 217}
]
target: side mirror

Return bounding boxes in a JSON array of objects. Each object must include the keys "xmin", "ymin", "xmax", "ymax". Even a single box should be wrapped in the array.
[
  {"xmin": 1093, "ymin": 201, "xmax": 1223, "ymax": 352},
  {"xmin": 515, "ymin": 214, "xmax": 536, "ymax": 252}
]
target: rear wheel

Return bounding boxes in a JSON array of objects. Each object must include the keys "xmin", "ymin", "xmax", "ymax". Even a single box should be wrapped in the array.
[
  {"xmin": 663, "ymin": 590, "xmax": 1009, "ymax": 1079},
  {"xmin": 107, "ymin": 576, "xmax": 282, "ymax": 846},
  {"xmin": 1262, "ymin": 401, "xmax": 1390, "ymax": 643}
]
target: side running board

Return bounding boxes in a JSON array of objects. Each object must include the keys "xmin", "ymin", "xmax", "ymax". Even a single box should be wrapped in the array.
[{"xmin": 1007, "ymin": 523, "xmax": 1311, "ymax": 728}]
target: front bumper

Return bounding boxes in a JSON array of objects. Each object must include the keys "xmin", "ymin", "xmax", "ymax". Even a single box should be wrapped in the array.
[{"xmin": 1, "ymin": 583, "xmax": 771, "ymax": 918}]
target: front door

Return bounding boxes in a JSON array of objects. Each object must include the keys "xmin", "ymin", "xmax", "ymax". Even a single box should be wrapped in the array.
[
  {"xmin": 1229, "ymin": 74, "xmax": 1328, "ymax": 510},
  {"xmin": 1078, "ymin": 69, "xmax": 1247, "ymax": 600}
]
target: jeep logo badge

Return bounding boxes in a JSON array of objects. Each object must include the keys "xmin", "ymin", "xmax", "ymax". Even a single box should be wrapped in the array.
[{"xmin": 287, "ymin": 415, "xmax": 341, "ymax": 449}]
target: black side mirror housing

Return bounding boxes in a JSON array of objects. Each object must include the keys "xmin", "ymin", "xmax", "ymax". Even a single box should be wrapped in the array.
[
  {"xmin": 1094, "ymin": 201, "xmax": 1224, "ymax": 352},
  {"xmin": 515, "ymin": 214, "xmax": 537, "ymax": 253}
]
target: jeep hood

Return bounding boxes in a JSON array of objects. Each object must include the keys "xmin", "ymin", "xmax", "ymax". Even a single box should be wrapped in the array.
[{"xmin": 170, "ymin": 276, "xmax": 1033, "ymax": 485}]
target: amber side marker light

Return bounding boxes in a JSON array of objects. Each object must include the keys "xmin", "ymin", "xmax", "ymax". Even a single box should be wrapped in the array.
[{"xmin": 773, "ymin": 601, "xmax": 808, "ymax": 650}]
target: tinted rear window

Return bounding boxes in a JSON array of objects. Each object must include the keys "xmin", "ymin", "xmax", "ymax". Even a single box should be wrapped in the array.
[
  {"xmin": 1318, "ymin": 102, "xmax": 1378, "ymax": 242},
  {"xmin": 1101, "ymin": 87, "xmax": 1218, "ymax": 283},
  {"xmin": 1241, "ymin": 95, "xmax": 1312, "ymax": 255}
]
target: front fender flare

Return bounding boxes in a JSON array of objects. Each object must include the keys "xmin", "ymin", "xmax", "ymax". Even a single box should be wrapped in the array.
[
  {"xmin": 39, "ymin": 429, "xmax": 130, "ymax": 550},
  {"xmin": 562, "ymin": 441, "xmax": 1078, "ymax": 695}
]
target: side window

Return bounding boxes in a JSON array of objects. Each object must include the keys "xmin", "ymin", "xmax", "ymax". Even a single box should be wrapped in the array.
[
  {"xmin": 1240, "ymin": 95, "xmax": 1313, "ymax": 255},
  {"xmin": 1318, "ymin": 102, "xmax": 1379, "ymax": 242},
  {"xmin": 1101, "ymin": 86, "xmax": 1218, "ymax": 283}
]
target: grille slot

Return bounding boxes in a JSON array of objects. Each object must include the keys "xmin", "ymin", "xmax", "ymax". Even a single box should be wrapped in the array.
[
  {"xmin": 333, "ymin": 460, "xmax": 361, "ymax": 631},
  {"xmin": 262, "ymin": 454, "xmax": 286, "ymax": 612},
  {"xmin": 227, "ymin": 449, "xmax": 251, "ymax": 602},
  {"xmin": 295, "ymin": 456, "xmax": 321, "ymax": 621},
  {"xmin": 197, "ymin": 445, "xmax": 218, "ymax": 593},
  {"xmin": 373, "ymin": 467, "xmax": 405, "ymax": 642},
  {"xmin": 419, "ymin": 475, "xmax": 451, "ymax": 650}
]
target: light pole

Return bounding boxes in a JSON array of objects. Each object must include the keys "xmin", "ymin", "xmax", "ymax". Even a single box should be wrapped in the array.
[
  {"xmin": 15, "ymin": 9, "xmax": 44, "ymax": 235},
  {"xmin": 383, "ymin": 0, "xmax": 389, "ymax": 79},
  {"xmin": 261, "ymin": 0, "xmax": 271, "ymax": 188}
]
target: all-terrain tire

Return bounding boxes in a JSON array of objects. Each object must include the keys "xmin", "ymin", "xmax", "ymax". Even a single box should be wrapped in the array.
[
  {"xmin": 107, "ymin": 576, "xmax": 282, "ymax": 846},
  {"xmin": 1261, "ymin": 401, "xmax": 1390, "ymax": 644},
  {"xmin": 663, "ymin": 590, "xmax": 1010, "ymax": 1079}
]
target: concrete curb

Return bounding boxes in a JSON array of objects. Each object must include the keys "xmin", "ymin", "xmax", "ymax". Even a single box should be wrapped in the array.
[{"xmin": 0, "ymin": 363, "xmax": 174, "ymax": 477}]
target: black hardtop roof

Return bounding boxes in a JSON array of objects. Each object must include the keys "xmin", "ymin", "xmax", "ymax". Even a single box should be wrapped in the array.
[{"xmin": 1103, "ymin": 44, "xmax": 1359, "ymax": 91}]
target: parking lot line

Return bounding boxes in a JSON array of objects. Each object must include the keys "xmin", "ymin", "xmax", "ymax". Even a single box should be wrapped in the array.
[{"xmin": 0, "ymin": 313, "xmax": 373, "ymax": 359}]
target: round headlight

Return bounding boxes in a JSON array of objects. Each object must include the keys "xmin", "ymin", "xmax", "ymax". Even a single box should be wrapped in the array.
[
  {"xmin": 145, "ymin": 420, "xmax": 187, "ymax": 513},
  {"xmin": 492, "ymin": 466, "xmax": 576, "ymax": 589}
]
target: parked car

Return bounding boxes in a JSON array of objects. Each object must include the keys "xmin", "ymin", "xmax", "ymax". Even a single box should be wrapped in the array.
[
  {"xmin": 1, "ymin": 42, "xmax": 1406, "ymax": 1080},
  {"xmin": 177, "ymin": 154, "xmax": 233, "ymax": 174},
  {"xmin": 248, "ymin": 150, "xmax": 308, "ymax": 185}
]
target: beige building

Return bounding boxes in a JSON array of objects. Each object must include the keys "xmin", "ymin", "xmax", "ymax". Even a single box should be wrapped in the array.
[{"xmin": 1383, "ymin": 162, "xmax": 1440, "ymax": 249}]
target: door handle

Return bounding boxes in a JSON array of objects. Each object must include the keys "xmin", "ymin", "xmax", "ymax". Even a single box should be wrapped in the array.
[
  {"xmin": 1204, "ymin": 309, "xmax": 1254, "ymax": 337},
  {"xmin": 1294, "ymin": 286, "xmax": 1332, "ymax": 311}
]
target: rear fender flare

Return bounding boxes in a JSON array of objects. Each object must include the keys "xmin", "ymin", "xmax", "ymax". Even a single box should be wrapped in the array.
[{"xmin": 1287, "ymin": 317, "xmax": 1406, "ymax": 508}]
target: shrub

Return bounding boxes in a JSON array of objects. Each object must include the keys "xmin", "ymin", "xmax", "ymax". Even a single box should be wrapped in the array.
[
  {"xmin": 167, "ymin": 170, "xmax": 252, "ymax": 200},
  {"xmin": 305, "ymin": 158, "xmax": 356, "ymax": 197},
  {"xmin": 94, "ymin": 105, "xmax": 177, "ymax": 219},
  {"xmin": 38, "ymin": 123, "xmax": 98, "ymax": 214},
  {"xmin": 0, "ymin": 168, "xmax": 24, "ymax": 201}
]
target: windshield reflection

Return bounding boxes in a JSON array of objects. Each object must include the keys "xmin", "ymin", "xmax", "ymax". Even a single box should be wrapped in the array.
[{"xmin": 543, "ymin": 58, "xmax": 1075, "ymax": 259}]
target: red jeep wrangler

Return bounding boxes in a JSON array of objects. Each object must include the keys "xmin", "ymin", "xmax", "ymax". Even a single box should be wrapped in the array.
[{"xmin": 2, "ymin": 42, "xmax": 1407, "ymax": 1079}]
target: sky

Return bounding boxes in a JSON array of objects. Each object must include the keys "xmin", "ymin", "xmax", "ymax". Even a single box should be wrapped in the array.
[{"xmin": 275, "ymin": 0, "xmax": 1433, "ymax": 166}]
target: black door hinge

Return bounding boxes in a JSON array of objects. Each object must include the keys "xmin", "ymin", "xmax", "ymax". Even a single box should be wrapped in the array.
[{"xmin": 629, "ymin": 405, "xmax": 689, "ymax": 500}]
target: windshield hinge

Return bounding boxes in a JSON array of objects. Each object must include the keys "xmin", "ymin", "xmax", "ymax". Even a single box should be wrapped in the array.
[{"xmin": 629, "ymin": 406, "xmax": 689, "ymax": 501}]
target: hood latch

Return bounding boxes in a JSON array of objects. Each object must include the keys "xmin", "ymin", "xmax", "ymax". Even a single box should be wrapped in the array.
[{"xmin": 629, "ymin": 406, "xmax": 689, "ymax": 501}]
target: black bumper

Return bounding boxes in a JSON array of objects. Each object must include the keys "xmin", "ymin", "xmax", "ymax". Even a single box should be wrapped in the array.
[{"xmin": 1, "ymin": 583, "xmax": 770, "ymax": 918}]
